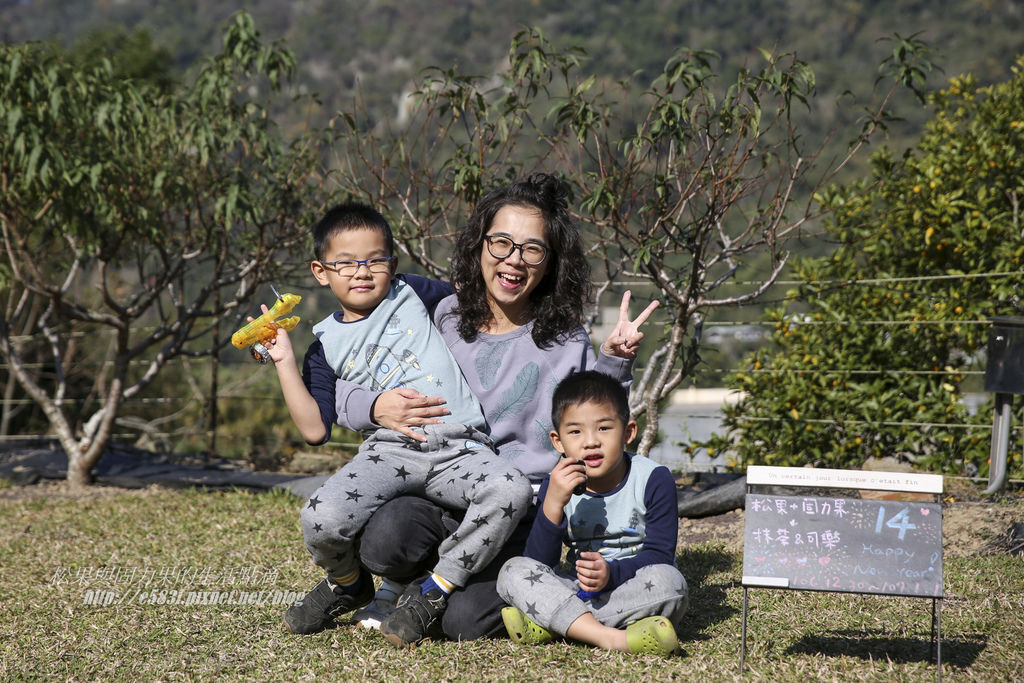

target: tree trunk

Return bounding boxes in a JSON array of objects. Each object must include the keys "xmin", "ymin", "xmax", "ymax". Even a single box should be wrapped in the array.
[
  {"xmin": 64, "ymin": 372, "xmax": 124, "ymax": 487},
  {"xmin": 638, "ymin": 318, "xmax": 686, "ymax": 454},
  {"xmin": 66, "ymin": 448, "xmax": 94, "ymax": 487}
]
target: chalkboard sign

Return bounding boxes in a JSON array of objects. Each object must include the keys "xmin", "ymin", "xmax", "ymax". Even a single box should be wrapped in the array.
[
  {"xmin": 742, "ymin": 493, "xmax": 943, "ymax": 598},
  {"xmin": 739, "ymin": 466, "xmax": 945, "ymax": 676}
]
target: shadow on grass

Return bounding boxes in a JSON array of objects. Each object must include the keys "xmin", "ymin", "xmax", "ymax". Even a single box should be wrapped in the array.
[
  {"xmin": 785, "ymin": 630, "xmax": 987, "ymax": 668},
  {"xmin": 675, "ymin": 544, "xmax": 740, "ymax": 642}
]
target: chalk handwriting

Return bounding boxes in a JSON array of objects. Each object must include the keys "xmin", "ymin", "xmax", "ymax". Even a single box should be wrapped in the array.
[
  {"xmin": 751, "ymin": 528, "xmax": 842, "ymax": 549},
  {"xmin": 749, "ymin": 496, "xmax": 850, "ymax": 517}
]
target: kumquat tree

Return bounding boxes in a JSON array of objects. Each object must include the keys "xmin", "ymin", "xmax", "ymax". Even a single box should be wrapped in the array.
[{"xmin": 703, "ymin": 55, "xmax": 1024, "ymax": 475}]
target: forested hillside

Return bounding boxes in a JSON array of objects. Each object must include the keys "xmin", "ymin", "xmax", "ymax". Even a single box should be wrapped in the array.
[
  {"xmin": 3, "ymin": 0, "xmax": 1022, "ymax": 149},
  {"xmin": 3, "ymin": 0, "xmax": 1022, "ymax": 467}
]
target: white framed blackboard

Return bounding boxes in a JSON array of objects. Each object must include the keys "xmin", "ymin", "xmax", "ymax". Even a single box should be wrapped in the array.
[
  {"xmin": 739, "ymin": 465, "xmax": 945, "ymax": 677},
  {"xmin": 742, "ymin": 493, "xmax": 942, "ymax": 597}
]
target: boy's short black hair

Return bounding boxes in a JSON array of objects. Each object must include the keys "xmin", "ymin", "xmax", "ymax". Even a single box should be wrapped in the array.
[
  {"xmin": 551, "ymin": 370, "xmax": 630, "ymax": 431},
  {"xmin": 313, "ymin": 202, "xmax": 395, "ymax": 261}
]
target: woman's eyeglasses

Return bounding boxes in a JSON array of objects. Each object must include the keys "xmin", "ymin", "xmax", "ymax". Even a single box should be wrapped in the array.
[{"xmin": 483, "ymin": 235, "xmax": 548, "ymax": 265}]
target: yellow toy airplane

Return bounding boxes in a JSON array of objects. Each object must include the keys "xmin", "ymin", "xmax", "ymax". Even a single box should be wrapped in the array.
[{"xmin": 231, "ymin": 286, "xmax": 301, "ymax": 363}]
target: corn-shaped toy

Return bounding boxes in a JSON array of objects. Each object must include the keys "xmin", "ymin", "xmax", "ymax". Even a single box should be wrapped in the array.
[{"xmin": 231, "ymin": 292, "xmax": 302, "ymax": 363}]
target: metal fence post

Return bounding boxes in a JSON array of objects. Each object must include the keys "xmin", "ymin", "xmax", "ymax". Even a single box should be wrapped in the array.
[{"xmin": 983, "ymin": 317, "xmax": 1024, "ymax": 494}]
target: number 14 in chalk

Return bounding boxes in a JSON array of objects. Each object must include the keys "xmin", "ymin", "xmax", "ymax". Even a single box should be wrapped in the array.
[{"xmin": 874, "ymin": 506, "xmax": 917, "ymax": 540}]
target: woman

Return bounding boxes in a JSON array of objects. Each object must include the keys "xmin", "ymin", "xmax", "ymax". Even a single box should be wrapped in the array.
[{"xmin": 335, "ymin": 172, "xmax": 656, "ymax": 639}]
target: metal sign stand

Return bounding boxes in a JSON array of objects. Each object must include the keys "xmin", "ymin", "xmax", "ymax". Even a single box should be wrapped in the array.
[
  {"xmin": 741, "ymin": 589, "xmax": 943, "ymax": 679},
  {"xmin": 738, "ymin": 466, "xmax": 944, "ymax": 681}
]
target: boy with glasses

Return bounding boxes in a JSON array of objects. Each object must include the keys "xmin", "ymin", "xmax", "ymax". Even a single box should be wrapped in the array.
[{"xmin": 262, "ymin": 202, "xmax": 532, "ymax": 646}]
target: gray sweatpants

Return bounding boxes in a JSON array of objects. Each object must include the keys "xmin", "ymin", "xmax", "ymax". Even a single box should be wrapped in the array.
[
  {"xmin": 497, "ymin": 556, "xmax": 689, "ymax": 636},
  {"xmin": 300, "ymin": 423, "xmax": 533, "ymax": 587}
]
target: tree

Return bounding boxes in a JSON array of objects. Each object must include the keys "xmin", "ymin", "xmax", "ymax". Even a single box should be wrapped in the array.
[
  {"xmin": 704, "ymin": 55, "xmax": 1024, "ymax": 475},
  {"xmin": 0, "ymin": 12, "xmax": 326, "ymax": 486},
  {"xmin": 330, "ymin": 29, "xmax": 929, "ymax": 454},
  {"xmin": 54, "ymin": 25, "xmax": 179, "ymax": 93}
]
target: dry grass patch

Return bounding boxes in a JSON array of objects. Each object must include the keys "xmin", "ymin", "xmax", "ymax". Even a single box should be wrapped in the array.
[{"xmin": 1, "ymin": 483, "xmax": 1021, "ymax": 680}]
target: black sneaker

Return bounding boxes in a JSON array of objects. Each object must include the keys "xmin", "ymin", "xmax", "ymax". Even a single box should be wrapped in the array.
[
  {"xmin": 283, "ymin": 575, "xmax": 374, "ymax": 635},
  {"xmin": 379, "ymin": 582, "xmax": 448, "ymax": 647}
]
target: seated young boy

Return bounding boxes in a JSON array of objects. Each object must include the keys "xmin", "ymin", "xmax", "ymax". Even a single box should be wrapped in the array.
[
  {"xmin": 262, "ymin": 202, "xmax": 532, "ymax": 646},
  {"xmin": 496, "ymin": 370, "xmax": 688, "ymax": 657}
]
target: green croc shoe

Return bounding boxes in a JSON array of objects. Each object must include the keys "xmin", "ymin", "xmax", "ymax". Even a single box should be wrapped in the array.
[
  {"xmin": 624, "ymin": 616, "xmax": 679, "ymax": 657},
  {"xmin": 501, "ymin": 607, "xmax": 554, "ymax": 645}
]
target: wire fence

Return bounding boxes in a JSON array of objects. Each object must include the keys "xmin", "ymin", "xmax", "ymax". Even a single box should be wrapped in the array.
[{"xmin": 2, "ymin": 270, "xmax": 1022, "ymax": 474}]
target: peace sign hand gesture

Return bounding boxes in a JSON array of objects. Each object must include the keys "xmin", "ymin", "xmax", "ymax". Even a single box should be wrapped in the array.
[{"xmin": 601, "ymin": 291, "xmax": 659, "ymax": 359}]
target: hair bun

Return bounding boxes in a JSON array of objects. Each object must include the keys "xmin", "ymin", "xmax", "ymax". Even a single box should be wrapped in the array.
[{"xmin": 523, "ymin": 172, "xmax": 569, "ymax": 209}]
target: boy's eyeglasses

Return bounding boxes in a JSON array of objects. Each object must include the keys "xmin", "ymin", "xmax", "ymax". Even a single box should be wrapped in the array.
[
  {"xmin": 483, "ymin": 235, "xmax": 549, "ymax": 265},
  {"xmin": 319, "ymin": 256, "xmax": 394, "ymax": 276}
]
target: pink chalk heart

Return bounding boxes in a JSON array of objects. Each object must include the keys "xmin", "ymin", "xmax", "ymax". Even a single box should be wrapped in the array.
[
  {"xmin": 920, "ymin": 508, "xmax": 930, "ymax": 516},
  {"xmin": 818, "ymin": 556, "xmax": 831, "ymax": 566},
  {"xmin": 755, "ymin": 556, "xmax": 767, "ymax": 563}
]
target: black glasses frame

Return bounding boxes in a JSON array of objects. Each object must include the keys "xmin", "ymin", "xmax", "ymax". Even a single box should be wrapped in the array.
[
  {"xmin": 483, "ymin": 235, "xmax": 549, "ymax": 265},
  {"xmin": 319, "ymin": 255, "xmax": 395, "ymax": 276}
]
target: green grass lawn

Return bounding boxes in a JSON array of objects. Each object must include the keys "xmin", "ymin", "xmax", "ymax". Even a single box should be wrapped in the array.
[{"xmin": 1, "ymin": 485, "xmax": 1021, "ymax": 681}]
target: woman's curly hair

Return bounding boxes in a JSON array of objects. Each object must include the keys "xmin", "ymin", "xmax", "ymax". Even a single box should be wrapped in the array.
[{"xmin": 448, "ymin": 172, "xmax": 593, "ymax": 348}]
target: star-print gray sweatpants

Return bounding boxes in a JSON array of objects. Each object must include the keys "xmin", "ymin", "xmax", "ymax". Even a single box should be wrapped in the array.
[
  {"xmin": 497, "ymin": 556, "xmax": 689, "ymax": 635},
  {"xmin": 300, "ymin": 423, "xmax": 533, "ymax": 587}
]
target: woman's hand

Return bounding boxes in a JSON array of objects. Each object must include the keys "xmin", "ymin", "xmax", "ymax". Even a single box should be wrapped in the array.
[
  {"xmin": 601, "ymin": 290, "xmax": 659, "ymax": 358},
  {"xmin": 371, "ymin": 388, "xmax": 449, "ymax": 442},
  {"xmin": 575, "ymin": 551, "xmax": 610, "ymax": 593}
]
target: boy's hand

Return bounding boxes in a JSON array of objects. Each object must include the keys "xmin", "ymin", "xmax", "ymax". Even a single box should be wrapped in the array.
[
  {"xmin": 601, "ymin": 291, "xmax": 659, "ymax": 359},
  {"xmin": 372, "ymin": 388, "xmax": 449, "ymax": 442},
  {"xmin": 248, "ymin": 305, "xmax": 293, "ymax": 364},
  {"xmin": 543, "ymin": 456, "xmax": 586, "ymax": 523},
  {"xmin": 575, "ymin": 551, "xmax": 610, "ymax": 593}
]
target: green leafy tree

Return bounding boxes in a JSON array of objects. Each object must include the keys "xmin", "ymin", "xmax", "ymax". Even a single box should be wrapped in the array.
[
  {"xmin": 0, "ymin": 13, "xmax": 325, "ymax": 486},
  {"xmin": 704, "ymin": 56, "xmax": 1024, "ymax": 475},
  {"xmin": 331, "ymin": 29, "xmax": 929, "ymax": 454},
  {"xmin": 54, "ymin": 26, "xmax": 179, "ymax": 93}
]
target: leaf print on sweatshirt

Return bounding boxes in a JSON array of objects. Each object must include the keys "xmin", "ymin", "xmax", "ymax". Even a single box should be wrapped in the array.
[
  {"xmin": 490, "ymin": 362, "xmax": 539, "ymax": 424},
  {"xmin": 474, "ymin": 339, "xmax": 512, "ymax": 391},
  {"xmin": 535, "ymin": 419, "xmax": 556, "ymax": 452},
  {"xmin": 545, "ymin": 374, "xmax": 561, "ymax": 401}
]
